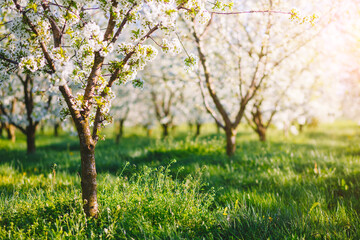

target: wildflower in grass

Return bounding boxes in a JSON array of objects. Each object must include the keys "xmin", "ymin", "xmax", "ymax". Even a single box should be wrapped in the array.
[
  {"xmin": 223, "ymin": 207, "xmax": 228, "ymax": 216},
  {"xmin": 314, "ymin": 162, "xmax": 318, "ymax": 174}
]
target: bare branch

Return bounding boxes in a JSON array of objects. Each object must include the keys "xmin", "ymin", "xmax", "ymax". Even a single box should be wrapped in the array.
[
  {"xmin": 110, "ymin": 4, "xmax": 136, "ymax": 44},
  {"xmin": 0, "ymin": 101, "xmax": 27, "ymax": 134},
  {"xmin": 192, "ymin": 22, "xmax": 231, "ymax": 128},
  {"xmin": 198, "ymin": 13, "xmax": 214, "ymax": 39},
  {"xmin": 210, "ymin": 10, "xmax": 292, "ymax": 16},
  {"xmin": 197, "ymin": 73, "xmax": 224, "ymax": 129}
]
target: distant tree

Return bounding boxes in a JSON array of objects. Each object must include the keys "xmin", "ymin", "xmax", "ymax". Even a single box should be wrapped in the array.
[
  {"xmin": 142, "ymin": 54, "xmax": 188, "ymax": 138},
  {"xmin": 111, "ymin": 83, "xmax": 139, "ymax": 143},
  {"xmin": 183, "ymin": 0, "xmax": 318, "ymax": 154},
  {"xmin": 0, "ymin": 73, "xmax": 54, "ymax": 153}
]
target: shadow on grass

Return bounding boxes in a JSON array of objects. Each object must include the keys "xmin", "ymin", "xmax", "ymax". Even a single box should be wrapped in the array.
[{"xmin": 1, "ymin": 133, "xmax": 358, "ymax": 199}]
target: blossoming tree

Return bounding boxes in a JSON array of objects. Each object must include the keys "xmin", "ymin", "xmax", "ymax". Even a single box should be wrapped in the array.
[
  {"xmin": 0, "ymin": 0, "xmax": 212, "ymax": 217},
  {"xmin": 182, "ymin": 0, "xmax": 316, "ymax": 155},
  {"xmin": 0, "ymin": 72, "xmax": 54, "ymax": 153}
]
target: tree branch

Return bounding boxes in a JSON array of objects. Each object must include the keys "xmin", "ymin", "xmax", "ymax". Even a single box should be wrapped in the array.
[{"xmin": 192, "ymin": 22, "xmax": 231, "ymax": 128}]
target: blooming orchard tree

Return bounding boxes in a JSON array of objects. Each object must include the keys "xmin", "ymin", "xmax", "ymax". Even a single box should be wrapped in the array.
[
  {"xmin": 141, "ymin": 53, "xmax": 189, "ymax": 138},
  {"xmin": 244, "ymin": 0, "xmax": 351, "ymax": 141},
  {"xmin": 0, "ymin": 73, "xmax": 54, "ymax": 153},
  {"xmin": 0, "ymin": 0, "xmax": 212, "ymax": 217},
  {"xmin": 182, "ymin": 80, "xmax": 211, "ymax": 136},
  {"xmin": 181, "ymin": 0, "xmax": 316, "ymax": 155},
  {"xmin": 244, "ymin": 49, "xmax": 317, "ymax": 141},
  {"xmin": 111, "ymin": 82, "xmax": 143, "ymax": 142},
  {"xmin": 0, "ymin": 98, "xmax": 16, "ymax": 142}
]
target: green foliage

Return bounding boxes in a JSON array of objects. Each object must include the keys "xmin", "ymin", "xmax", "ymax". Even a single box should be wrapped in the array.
[{"xmin": 0, "ymin": 121, "xmax": 360, "ymax": 239}]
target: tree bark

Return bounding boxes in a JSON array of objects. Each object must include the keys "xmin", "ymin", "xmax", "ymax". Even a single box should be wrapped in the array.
[
  {"xmin": 257, "ymin": 126, "xmax": 267, "ymax": 142},
  {"xmin": 115, "ymin": 119, "xmax": 125, "ymax": 144},
  {"xmin": 299, "ymin": 124, "xmax": 304, "ymax": 133},
  {"xmin": 26, "ymin": 125, "xmax": 36, "ymax": 154},
  {"xmin": 6, "ymin": 124, "xmax": 16, "ymax": 143},
  {"xmin": 195, "ymin": 123, "xmax": 201, "ymax": 137},
  {"xmin": 79, "ymin": 133, "xmax": 98, "ymax": 218},
  {"xmin": 162, "ymin": 124, "xmax": 169, "ymax": 138},
  {"xmin": 40, "ymin": 124, "xmax": 45, "ymax": 134},
  {"xmin": 225, "ymin": 128, "xmax": 236, "ymax": 156},
  {"xmin": 54, "ymin": 123, "xmax": 60, "ymax": 137}
]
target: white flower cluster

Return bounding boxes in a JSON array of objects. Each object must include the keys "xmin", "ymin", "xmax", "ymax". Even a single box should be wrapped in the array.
[
  {"xmin": 143, "ymin": 0, "xmax": 178, "ymax": 29},
  {"xmin": 69, "ymin": 92, "xmax": 85, "ymax": 112},
  {"xmin": 99, "ymin": 41, "xmax": 114, "ymax": 58},
  {"xmin": 83, "ymin": 22, "xmax": 101, "ymax": 39},
  {"xmin": 53, "ymin": 61, "xmax": 74, "ymax": 86},
  {"xmin": 48, "ymin": 47, "xmax": 74, "ymax": 86},
  {"xmin": 184, "ymin": 53, "xmax": 198, "ymax": 71},
  {"xmin": 196, "ymin": 9, "xmax": 211, "ymax": 24},
  {"xmin": 161, "ymin": 38, "xmax": 182, "ymax": 55},
  {"xmin": 78, "ymin": 43, "xmax": 95, "ymax": 67},
  {"xmin": 19, "ymin": 55, "xmax": 45, "ymax": 72},
  {"xmin": 100, "ymin": 88, "xmax": 116, "ymax": 115},
  {"xmin": 115, "ymin": 43, "xmax": 158, "ymax": 83}
]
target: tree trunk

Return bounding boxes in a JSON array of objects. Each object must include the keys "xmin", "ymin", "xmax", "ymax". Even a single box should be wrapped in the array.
[
  {"xmin": 195, "ymin": 123, "xmax": 201, "ymax": 137},
  {"xmin": 225, "ymin": 128, "xmax": 236, "ymax": 156},
  {"xmin": 79, "ymin": 135, "xmax": 98, "ymax": 218},
  {"xmin": 7, "ymin": 124, "xmax": 16, "ymax": 143},
  {"xmin": 257, "ymin": 126, "xmax": 267, "ymax": 142},
  {"xmin": 162, "ymin": 124, "xmax": 169, "ymax": 138},
  {"xmin": 40, "ymin": 124, "xmax": 45, "ymax": 134},
  {"xmin": 54, "ymin": 123, "xmax": 60, "ymax": 137},
  {"xmin": 116, "ymin": 119, "xmax": 125, "ymax": 144},
  {"xmin": 26, "ymin": 126, "xmax": 36, "ymax": 154},
  {"xmin": 299, "ymin": 124, "xmax": 304, "ymax": 133}
]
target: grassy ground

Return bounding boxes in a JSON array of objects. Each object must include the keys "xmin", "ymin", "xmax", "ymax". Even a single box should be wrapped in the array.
[{"xmin": 1, "ymin": 121, "xmax": 360, "ymax": 239}]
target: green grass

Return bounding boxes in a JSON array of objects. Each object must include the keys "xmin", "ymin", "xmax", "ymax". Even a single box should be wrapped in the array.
[{"xmin": 1, "ymin": 121, "xmax": 360, "ymax": 239}]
